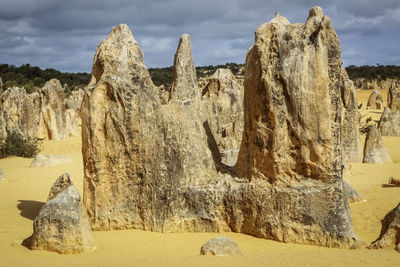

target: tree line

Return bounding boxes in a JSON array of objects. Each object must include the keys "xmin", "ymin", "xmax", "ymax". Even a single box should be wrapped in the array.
[{"xmin": 1, "ymin": 63, "xmax": 399, "ymax": 94}]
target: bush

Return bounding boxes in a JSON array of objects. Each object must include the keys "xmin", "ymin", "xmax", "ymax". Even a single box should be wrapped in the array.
[{"xmin": 0, "ymin": 131, "xmax": 42, "ymax": 158}]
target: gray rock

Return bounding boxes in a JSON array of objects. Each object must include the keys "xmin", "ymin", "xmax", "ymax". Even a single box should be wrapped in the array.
[
  {"xmin": 343, "ymin": 181, "xmax": 364, "ymax": 203},
  {"xmin": 0, "ymin": 168, "xmax": 7, "ymax": 183},
  {"xmin": 30, "ymin": 154, "xmax": 72, "ymax": 168},
  {"xmin": 363, "ymin": 125, "xmax": 392, "ymax": 163},
  {"xmin": 200, "ymin": 236, "xmax": 242, "ymax": 256},
  {"xmin": 30, "ymin": 177, "xmax": 95, "ymax": 254}
]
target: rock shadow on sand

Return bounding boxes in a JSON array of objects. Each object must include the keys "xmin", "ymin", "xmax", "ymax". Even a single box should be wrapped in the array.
[{"xmin": 17, "ymin": 200, "xmax": 44, "ymax": 220}]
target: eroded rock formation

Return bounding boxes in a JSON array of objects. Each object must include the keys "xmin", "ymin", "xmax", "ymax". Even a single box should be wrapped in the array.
[
  {"xmin": 202, "ymin": 68, "xmax": 244, "ymax": 166},
  {"xmin": 340, "ymin": 68, "xmax": 362, "ymax": 164},
  {"xmin": 30, "ymin": 154, "xmax": 72, "ymax": 168},
  {"xmin": 200, "ymin": 236, "xmax": 242, "ymax": 256},
  {"xmin": 378, "ymin": 107, "xmax": 400, "ymax": 137},
  {"xmin": 369, "ymin": 202, "xmax": 400, "ymax": 253},
  {"xmin": 0, "ymin": 87, "xmax": 38, "ymax": 140},
  {"xmin": 363, "ymin": 125, "xmax": 392, "ymax": 163},
  {"xmin": 30, "ymin": 173, "xmax": 95, "ymax": 254},
  {"xmin": 82, "ymin": 7, "xmax": 360, "ymax": 249},
  {"xmin": 343, "ymin": 181, "xmax": 364, "ymax": 203},
  {"xmin": 366, "ymin": 90, "xmax": 383, "ymax": 110},
  {"xmin": 387, "ymin": 82, "xmax": 400, "ymax": 112}
]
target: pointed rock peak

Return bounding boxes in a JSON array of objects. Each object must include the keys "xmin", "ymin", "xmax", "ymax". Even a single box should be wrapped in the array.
[
  {"xmin": 89, "ymin": 24, "xmax": 146, "ymax": 87},
  {"xmin": 275, "ymin": 11, "xmax": 280, "ymax": 17},
  {"xmin": 268, "ymin": 12, "xmax": 290, "ymax": 26},
  {"xmin": 308, "ymin": 6, "xmax": 324, "ymax": 19},
  {"xmin": 47, "ymin": 173, "xmax": 73, "ymax": 201},
  {"xmin": 170, "ymin": 33, "xmax": 200, "ymax": 106}
]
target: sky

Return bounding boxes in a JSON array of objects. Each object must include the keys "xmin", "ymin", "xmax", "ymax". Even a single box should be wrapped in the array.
[{"xmin": 0, "ymin": 0, "xmax": 399, "ymax": 73}]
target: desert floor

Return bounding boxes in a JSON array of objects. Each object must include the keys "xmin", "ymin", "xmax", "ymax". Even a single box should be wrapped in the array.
[{"xmin": 1, "ymin": 88, "xmax": 400, "ymax": 266}]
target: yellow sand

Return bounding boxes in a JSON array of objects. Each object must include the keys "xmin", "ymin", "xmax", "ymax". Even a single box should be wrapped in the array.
[{"xmin": 1, "ymin": 88, "xmax": 400, "ymax": 266}]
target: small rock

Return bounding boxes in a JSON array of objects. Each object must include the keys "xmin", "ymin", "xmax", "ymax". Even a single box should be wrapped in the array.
[
  {"xmin": 0, "ymin": 168, "xmax": 7, "ymax": 183},
  {"xmin": 200, "ymin": 236, "xmax": 242, "ymax": 256},
  {"xmin": 366, "ymin": 90, "xmax": 383, "ymax": 110},
  {"xmin": 388, "ymin": 177, "xmax": 400, "ymax": 186},
  {"xmin": 343, "ymin": 181, "xmax": 364, "ymax": 203},
  {"xmin": 30, "ymin": 173, "xmax": 95, "ymax": 254},
  {"xmin": 30, "ymin": 154, "xmax": 72, "ymax": 168}
]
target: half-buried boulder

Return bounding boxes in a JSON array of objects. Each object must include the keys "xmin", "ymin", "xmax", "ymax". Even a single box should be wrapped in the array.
[
  {"xmin": 30, "ymin": 154, "xmax": 72, "ymax": 168},
  {"xmin": 200, "ymin": 236, "xmax": 242, "ymax": 256},
  {"xmin": 363, "ymin": 125, "xmax": 392, "ymax": 163},
  {"xmin": 369, "ymin": 202, "xmax": 400, "ymax": 253},
  {"xmin": 30, "ymin": 173, "xmax": 95, "ymax": 254}
]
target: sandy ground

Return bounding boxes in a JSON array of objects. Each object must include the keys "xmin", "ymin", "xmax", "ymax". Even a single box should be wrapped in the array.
[{"xmin": 1, "ymin": 88, "xmax": 400, "ymax": 266}]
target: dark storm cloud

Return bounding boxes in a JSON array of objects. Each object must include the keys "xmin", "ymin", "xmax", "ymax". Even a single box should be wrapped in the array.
[{"xmin": 0, "ymin": 0, "xmax": 399, "ymax": 73}]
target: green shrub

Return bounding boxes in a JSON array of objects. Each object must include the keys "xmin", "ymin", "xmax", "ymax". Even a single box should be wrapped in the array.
[{"xmin": 0, "ymin": 131, "xmax": 42, "ymax": 158}]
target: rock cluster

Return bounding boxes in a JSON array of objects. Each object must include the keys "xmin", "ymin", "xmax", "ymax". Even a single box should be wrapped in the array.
[
  {"xmin": 81, "ymin": 7, "xmax": 360, "ymax": 249},
  {"xmin": 369, "ymin": 202, "xmax": 400, "ymax": 253},
  {"xmin": 0, "ymin": 79, "xmax": 80, "ymax": 141},
  {"xmin": 30, "ymin": 173, "xmax": 95, "ymax": 254},
  {"xmin": 363, "ymin": 125, "xmax": 392, "ymax": 163},
  {"xmin": 366, "ymin": 90, "xmax": 383, "ymax": 110},
  {"xmin": 202, "ymin": 68, "xmax": 244, "ymax": 166},
  {"xmin": 200, "ymin": 236, "xmax": 242, "ymax": 256}
]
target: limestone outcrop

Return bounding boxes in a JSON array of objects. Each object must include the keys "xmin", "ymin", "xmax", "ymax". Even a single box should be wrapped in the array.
[
  {"xmin": 37, "ymin": 79, "xmax": 67, "ymax": 140},
  {"xmin": 369, "ymin": 202, "xmax": 400, "ymax": 253},
  {"xmin": 0, "ymin": 87, "xmax": 38, "ymax": 141},
  {"xmin": 30, "ymin": 173, "xmax": 95, "ymax": 254},
  {"xmin": 378, "ymin": 107, "xmax": 400, "ymax": 137},
  {"xmin": 82, "ymin": 7, "xmax": 360, "ymax": 249},
  {"xmin": 363, "ymin": 125, "xmax": 392, "ymax": 163},
  {"xmin": 366, "ymin": 90, "xmax": 383, "ymax": 110},
  {"xmin": 200, "ymin": 236, "xmax": 242, "ymax": 256},
  {"xmin": 202, "ymin": 68, "xmax": 244, "ymax": 166},
  {"xmin": 340, "ymin": 68, "xmax": 362, "ymax": 164},
  {"xmin": 65, "ymin": 88, "xmax": 85, "ymax": 112},
  {"xmin": 387, "ymin": 82, "xmax": 400, "ymax": 112},
  {"xmin": 65, "ymin": 109, "xmax": 80, "ymax": 137}
]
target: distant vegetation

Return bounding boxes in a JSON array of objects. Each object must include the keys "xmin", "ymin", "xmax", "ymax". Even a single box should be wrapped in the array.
[
  {"xmin": 0, "ymin": 64, "xmax": 90, "ymax": 94},
  {"xmin": 1, "ymin": 63, "xmax": 400, "ymax": 94},
  {"xmin": 345, "ymin": 65, "xmax": 400, "ymax": 81},
  {"xmin": 0, "ymin": 131, "xmax": 42, "ymax": 158}
]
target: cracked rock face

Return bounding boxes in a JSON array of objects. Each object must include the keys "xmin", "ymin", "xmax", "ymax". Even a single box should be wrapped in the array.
[
  {"xmin": 202, "ymin": 68, "xmax": 244, "ymax": 166},
  {"xmin": 82, "ymin": 7, "xmax": 360, "ymax": 249},
  {"xmin": 30, "ymin": 173, "xmax": 95, "ymax": 254}
]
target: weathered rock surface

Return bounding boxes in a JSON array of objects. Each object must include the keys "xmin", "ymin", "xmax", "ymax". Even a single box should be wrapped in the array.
[
  {"xmin": 0, "ymin": 168, "xmax": 6, "ymax": 183},
  {"xmin": 363, "ymin": 125, "xmax": 392, "ymax": 163},
  {"xmin": 343, "ymin": 181, "xmax": 364, "ymax": 203},
  {"xmin": 378, "ymin": 107, "xmax": 400, "ymax": 137},
  {"xmin": 340, "ymin": 68, "xmax": 362, "ymax": 164},
  {"xmin": 387, "ymin": 82, "xmax": 400, "ymax": 111},
  {"xmin": 30, "ymin": 154, "xmax": 72, "ymax": 168},
  {"xmin": 366, "ymin": 90, "xmax": 383, "ymax": 110},
  {"xmin": 82, "ymin": 25, "xmax": 213, "ymax": 232},
  {"xmin": 0, "ymin": 77, "xmax": 3, "ymax": 94},
  {"xmin": 82, "ymin": 7, "xmax": 360, "ymax": 249},
  {"xmin": 0, "ymin": 87, "xmax": 39, "ymax": 141},
  {"xmin": 65, "ymin": 88, "xmax": 85, "ymax": 111},
  {"xmin": 30, "ymin": 173, "xmax": 95, "ymax": 254},
  {"xmin": 369, "ymin": 202, "xmax": 400, "ymax": 253},
  {"xmin": 37, "ymin": 79, "xmax": 67, "ymax": 140},
  {"xmin": 200, "ymin": 236, "xmax": 242, "ymax": 256},
  {"xmin": 65, "ymin": 109, "xmax": 80, "ymax": 137},
  {"xmin": 202, "ymin": 68, "xmax": 244, "ymax": 166}
]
